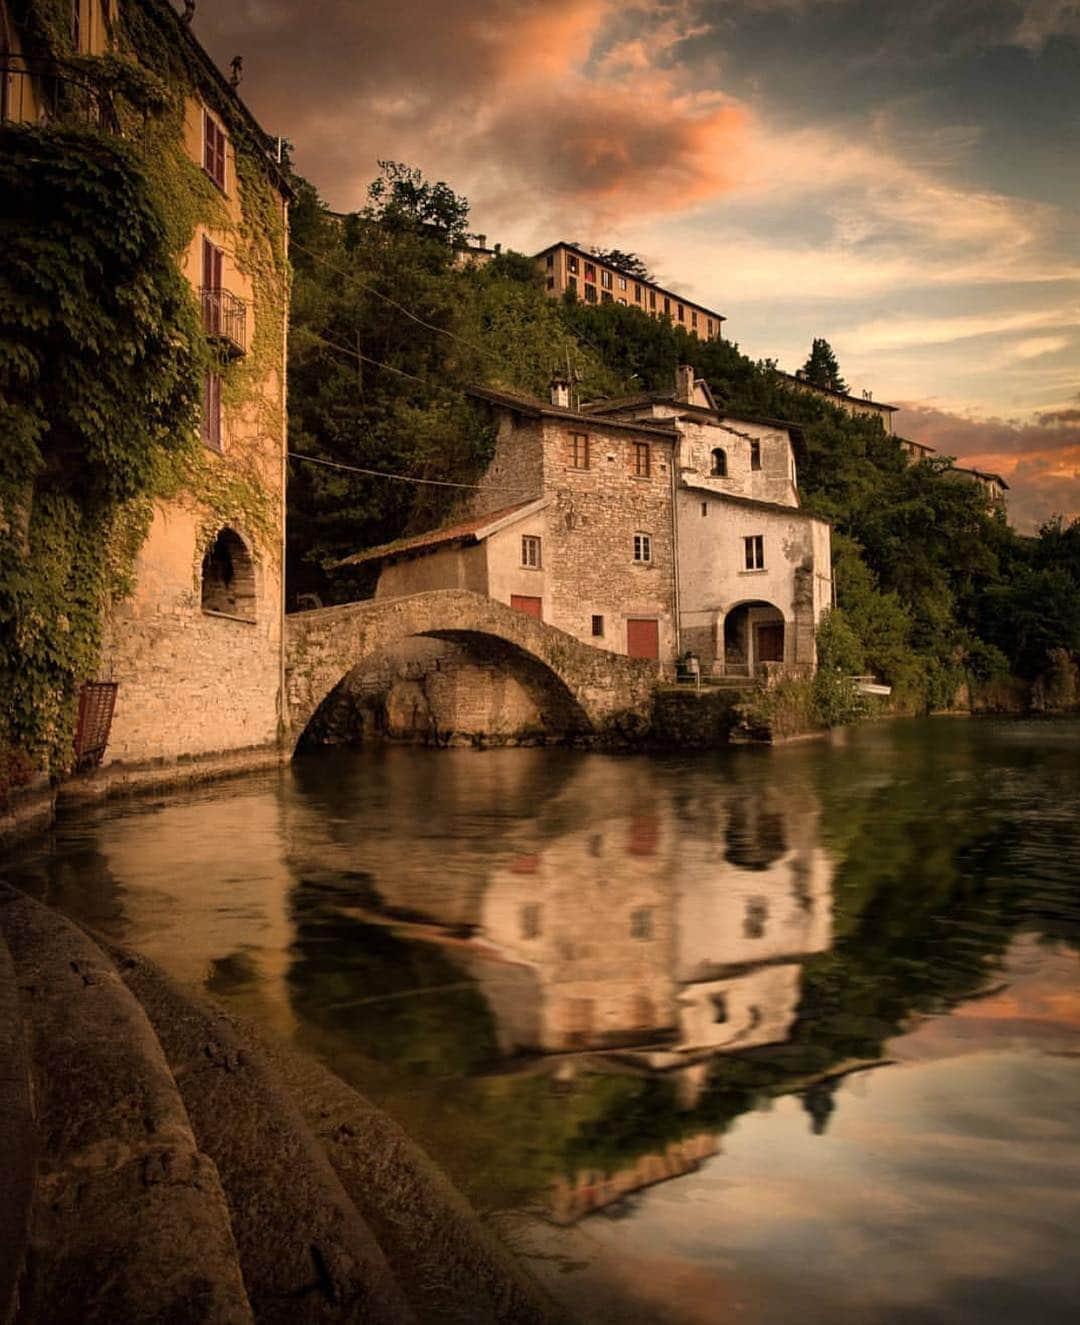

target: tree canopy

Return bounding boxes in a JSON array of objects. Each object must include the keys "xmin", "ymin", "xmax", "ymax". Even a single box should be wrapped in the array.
[
  {"xmin": 801, "ymin": 337, "xmax": 848, "ymax": 394},
  {"xmin": 590, "ymin": 248, "xmax": 653, "ymax": 281}
]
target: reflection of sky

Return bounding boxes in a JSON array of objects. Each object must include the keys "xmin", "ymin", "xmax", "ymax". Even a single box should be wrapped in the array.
[{"xmin": 526, "ymin": 935, "xmax": 1080, "ymax": 1325}]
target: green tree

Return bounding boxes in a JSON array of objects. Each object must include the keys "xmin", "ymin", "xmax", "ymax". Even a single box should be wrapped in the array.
[
  {"xmin": 361, "ymin": 160, "xmax": 470, "ymax": 245},
  {"xmin": 801, "ymin": 337, "xmax": 848, "ymax": 393}
]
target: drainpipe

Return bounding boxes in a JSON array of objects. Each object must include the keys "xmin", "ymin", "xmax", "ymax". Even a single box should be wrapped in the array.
[
  {"xmin": 278, "ymin": 191, "xmax": 289, "ymax": 754},
  {"xmin": 669, "ymin": 430, "xmax": 682, "ymax": 670}
]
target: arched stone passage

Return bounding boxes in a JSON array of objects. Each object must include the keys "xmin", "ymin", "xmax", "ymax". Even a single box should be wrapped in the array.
[
  {"xmin": 721, "ymin": 600, "xmax": 786, "ymax": 676},
  {"xmin": 201, "ymin": 527, "xmax": 256, "ymax": 621},
  {"xmin": 285, "ymin": 589, "xmax": 657, "ymax": 755}
]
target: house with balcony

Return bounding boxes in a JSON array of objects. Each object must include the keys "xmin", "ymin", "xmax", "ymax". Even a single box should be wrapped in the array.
[
  {"xmin": 2, "ymin": 0, "xmax": 290, "ymax": 767},
  {"xmin": 342, "ymin": 366, "xmax": 833, "ymax": 677},
  {"xmin": 534, "ymin": 241, "xmax": 726, "ymax": 341}
]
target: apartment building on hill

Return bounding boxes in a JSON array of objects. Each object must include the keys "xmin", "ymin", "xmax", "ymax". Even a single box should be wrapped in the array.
[{"xmin": 534, "ymin": 242, "xmax": 726, "ymax": 341}]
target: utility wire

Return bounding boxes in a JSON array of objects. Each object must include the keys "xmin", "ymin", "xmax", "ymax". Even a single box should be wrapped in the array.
[
  {"xmin": 296, "ymin": 326, "xmax": 431, "ymax": 385},
  {"xmin": 288, "ymin": 450, "xmax": 532, "ymax": 494},
  {"xmin": 290, "ymin": 237, "xmax": 496, "ymax": 361}
]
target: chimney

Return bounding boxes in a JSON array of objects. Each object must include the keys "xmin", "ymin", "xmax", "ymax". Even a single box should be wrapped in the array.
[
  {"xmin": 550, "ymin": 375, "xmax": 571, "ymax": 409},
  {"xmin": 675, "ymin": 364, "xmax": 694, "ymax": 404},
  {"xmin": 476, "ymin": 234, "xmax": 486, "ymax": 249}
]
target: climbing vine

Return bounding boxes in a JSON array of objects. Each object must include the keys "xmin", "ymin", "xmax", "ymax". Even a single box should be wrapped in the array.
[{"xmin": 0, "ymin": 0, "xmax": 288, "ymax": 782}]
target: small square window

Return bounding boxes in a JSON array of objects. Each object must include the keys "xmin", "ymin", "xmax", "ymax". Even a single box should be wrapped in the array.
[
  {"xmin": 591, "ymin": 614, "xmax": 604, "ymax": 637},
  {"xmin": 744, "ymin": 534, "xmax": 764, "ymax": 570},
  {"xmin": 634, "ymin": 442, "xmax": 651, "ymax": 478},
  {"xmin": 633, "ymin": 532, "xmax": 652, "ymax": 563},
  {"xmin": 203, "ymin": 109, "xmax": 227, "ymax": 191},
  {"xmin": 522, "ymin": 534, "xmax": 542, "ymax": 568},
  {"xmin": 570, "ymin": 433, "xmax": 590, "ymax": 469}
]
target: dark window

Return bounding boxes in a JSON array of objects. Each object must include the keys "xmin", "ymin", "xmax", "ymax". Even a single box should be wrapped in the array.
[
  {"xmin": 629, "ymin": 907, "xmax": 654, "ymax": 940},
  {"xmin": 691, "ymin": 310, "xmax": 698, "ymax": 328},
  {"xmin": 711, "ymin": 447, "xmax": 727, "ymax": 477},
  {"xmin": 201, "ymin": 528, "xmax": 255, "ymax": 620},
  {"xmin": 663, "ymin": 296, "xmax": 671, "ymax": 315},
  {"xmin": 743, "ymin": 898, "xmax": 768, "ymax": 939},
  {"xmin": 591, "ymin": 614, "xmax": 604, "ymax": 637},
  {"xmin": 520, "ymin": 903, "xmax": 542, "ymax": 940},
  {"xmin": 546, "ymin": 252, "xmax": 554, "ymax": 268},
  {"xmin": 635, "ymin": 284, "xmax": 643, "ymax": 302},
  {"xmin": 649, "ymin": 290, "xmax": 656, "ymax": 309},
  {"xmin": 584, "ymin": 262, "xmax": 596, "ymax": 282},
  {"xmin": 744, "ymin": 534, "xmax": 764, "ymax": 570},
  {"xmin": 601, "ymin": 289, "xmax": 613, "ymax": 303},
  {"xmin": 567, "ymin": 275, "xmax": 578, "ymax": 295},
  {"xmin": 634, "ymin": 442, "xmax": 651, "ymax": 477},
  {"xmin": 203, "ymin": 109, "xmax": 227, "ymax": 190},
  {"xmin": 546, "ymin": 276, "xmax": 555, "ymax": 289},
  {"xmin": 701, "ymin": 502, "xmax": 708, "ymax": 517},
  {"xmin": 202, "ymin": 370, "xmax": 222, "ymax": 451},
  {"xmin": 567, "ymin": 254, "xmax": 579, "ymax": 273},
  {"xmin": 710, "ymin": 992, "xmax": 728, "ymax": 1024},
  {"xmin": 570, "ymin": 433, "xmax": 590, "ymax": 469},
  {"xmin": 750, "ymin": 439, "xmax": 762, "ymax": 470},
  {"xmin": 584, "ymin": 284, "xmax": 597, "ymax": 303},
  {"xmin": 677, "ymin": 303, "xmax": 685, "ymax": 321}
]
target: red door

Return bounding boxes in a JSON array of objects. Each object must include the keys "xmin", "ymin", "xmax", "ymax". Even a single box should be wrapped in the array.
[
  {"xmin": 510, "ymin": 594, "xmax": 543, "ymax": 620},
  {"xmin": 626, "ymin": 618, "xmax": 659, "ymax": 659}
]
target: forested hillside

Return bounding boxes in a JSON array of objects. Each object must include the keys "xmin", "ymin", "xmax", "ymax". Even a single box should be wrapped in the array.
[{"xmin": 286, "ymin": 164, "xmax": 1080, "ymax": 713}]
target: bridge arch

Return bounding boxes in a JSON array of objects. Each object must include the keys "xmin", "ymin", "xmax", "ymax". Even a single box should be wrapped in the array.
[{"xmin": 284, "ymin": 589, "xmax": 656, "ymax": 755}]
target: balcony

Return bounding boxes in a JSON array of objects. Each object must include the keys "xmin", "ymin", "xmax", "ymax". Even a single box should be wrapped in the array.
[
  {"xmin": 200, "ymin": 286, "xmax": 248, "ymax": 358},
  {"xmin": 1, "ymin": 55, "xmax": 120, "ymax": 134}
]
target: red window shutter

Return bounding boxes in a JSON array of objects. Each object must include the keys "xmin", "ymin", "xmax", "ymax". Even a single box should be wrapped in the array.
[{"xmin": 510, "ymin": 595, "xmax": 542, "ymax": 620}]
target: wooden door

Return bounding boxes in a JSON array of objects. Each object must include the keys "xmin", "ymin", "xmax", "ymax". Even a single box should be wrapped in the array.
[
  {"xmin": 756, "ymin": 622, "xmax": 784, "ymax": 663},
  {"xmin": 627, "ymin": 618, "xmax": 659, "ymax": 659},
  {"xmin": 510, "ymin": 594, "xmax": 542, "ymax": 620}
]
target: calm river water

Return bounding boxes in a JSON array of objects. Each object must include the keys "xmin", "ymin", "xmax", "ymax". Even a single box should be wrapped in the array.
[{"xmin": 9, "ymin": 718, "xmax": 1080, "ymax": 1324}]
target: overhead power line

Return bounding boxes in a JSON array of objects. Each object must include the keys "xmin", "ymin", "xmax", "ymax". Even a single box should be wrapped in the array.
[{"xmin": 288, "ymin": 450, "xmax": 531, "ymax": 493}]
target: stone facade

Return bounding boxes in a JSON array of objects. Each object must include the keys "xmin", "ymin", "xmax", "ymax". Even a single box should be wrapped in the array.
[{"xmin": 93, "ymin": 5, "xmax": 290, "ymax": 766}]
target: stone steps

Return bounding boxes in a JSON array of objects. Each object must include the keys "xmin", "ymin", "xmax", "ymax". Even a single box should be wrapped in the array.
[{"xmin": 0, "ymin": 884, "xmax": 573, "ymax": 1325}]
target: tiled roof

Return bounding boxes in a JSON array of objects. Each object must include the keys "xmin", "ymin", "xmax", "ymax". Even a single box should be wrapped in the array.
[{"xmin": 332, "ymin": 499, "xmax": 541, "ymax": 568}]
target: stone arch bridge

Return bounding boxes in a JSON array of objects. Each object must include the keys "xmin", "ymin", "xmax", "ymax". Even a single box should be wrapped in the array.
[{"xmin": 284, "ymin": 589, "xmax": 658, "ymax": 752}]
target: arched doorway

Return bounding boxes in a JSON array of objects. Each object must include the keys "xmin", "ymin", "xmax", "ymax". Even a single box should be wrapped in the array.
[
  {"xmin": 722, "ymin": 601, "xmax": 785, "ymax": 676},
  {"xmin": 200, "ymin": 527, "xmax": 256, "ymax": 621}
]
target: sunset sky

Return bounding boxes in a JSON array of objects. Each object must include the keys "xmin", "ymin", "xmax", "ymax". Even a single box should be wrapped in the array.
[{"xmin": 193, "ymin": 0, "xmax": 1080, "ymax": 530}]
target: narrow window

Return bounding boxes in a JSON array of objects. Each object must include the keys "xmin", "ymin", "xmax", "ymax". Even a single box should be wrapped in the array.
[
  {"xmin": 585, "ymin": 284, "xmax": 597, "ymax": 303},
  {"xmin": 711, "ymin": 447, "xmax": 727, "ymax": 477},
  {"xmin": 567, "ymin": 254, "xmax": 579, "ymax": 274},
  {"xmin": 701, "ymin": 502, "xmax": 708, "ymax": 517},
  {"xmin": 743, "ymin": 898, "xmax": 768, "ymax": 939},
  {"xmin": 635, "ymin": 284, "xmax": 642, "ymax": 302},
  {"xmin": 520, "ymin": 903, "xmax": 542, "ymax": 940},
  {"xmin": 203, "ymin": 109, "xmax": 227, "ymax": 191},
  {"xmin": 521, "ymin": 534, "xmax": 541, "ymax": 568},
  {"xmin": 744, "ymin": 534, "xmax": 764, "ymax": 570},
  {"xmin": 707, "ymin": 318, "xmax": 714, "ymax": 336},
  {"xmin": 691, "ymin": 310, "xmax": 698, "ymax": 328},
  {"xmin": 677, "ymin": 303, "xmax": 685, "ymax": 321},
  {"xmin": 618, "ymin": 276, "xmax": 627, "ymax": 290},
  {"xmin": 663, "ymin": 297, "xmax": 671, "ymax": 315},
  {"xmin": 750, "ymin": 439, "xmax": 762, "ymax": 470},
  {"xmin": 584, "ymin": 261, "xmax": 596, "ymax": 282},
  {"xmin": 649, "ymin": 290, "xmax": 656, "ymax": 310},
  {"xmin": 202, "ymin": 370, "xmax": 222, "ymax": 451},
  {"xmin": 633, "ymin": 532, "xmax": 652, "ymax": 563},
  {"xmin": 591, "ymin": 614, "xmax": 604, "ymax": 637},
  {"xmin": 201, "ymin": 236, "xmax": 224, "ymax": 336},
  {"xmin": 601, "ymin": 269, "xmax": 612, "ymax": 289},
  {"xmin": 570, "ymin": 432, "xmax": 590, "ymax": 469},
  {"xmin": 634, "ymin": 442, "xmax": 651, "ymax": 477},
  {"xmin": 546, "ymin": 252, "xmax": 554, "ymax": 269}
]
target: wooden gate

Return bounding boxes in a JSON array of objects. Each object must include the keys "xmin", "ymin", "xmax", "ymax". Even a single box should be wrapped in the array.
[{"xmin": 626, "ymin": 618, "xmax": 659, "ymax": 659}]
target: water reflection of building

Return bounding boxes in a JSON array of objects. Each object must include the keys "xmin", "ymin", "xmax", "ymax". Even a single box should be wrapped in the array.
[{"xmin": 474, "ymin": 776, "xmax": 834, "ymax": 1061}]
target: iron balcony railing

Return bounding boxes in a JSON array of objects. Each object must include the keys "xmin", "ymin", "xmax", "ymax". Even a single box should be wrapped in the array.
[
  {"xmin": 200, "ymin": 286, "xmax": 248, "ymax": 358},
  {"xmin": 1, "ymin": 54, "xmax": 120, "ymax": 134}
]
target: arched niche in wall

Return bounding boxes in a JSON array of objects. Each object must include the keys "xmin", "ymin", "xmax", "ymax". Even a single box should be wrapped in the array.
[
  {"xmin": 710, "ymin": 447, "xmax": 727, "ymax": 477},
  {"xmin": 200, "ymin": 527, "xmax": 256, "ymax": 621}
]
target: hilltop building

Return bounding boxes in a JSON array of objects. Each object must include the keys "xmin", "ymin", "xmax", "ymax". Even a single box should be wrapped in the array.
[
  {"xmin": 534, "ymin": 242, "xmax": 726, "ymax": 341},
  {"xmin": 776, "ymin": 368, "xmax": 899, "ymax": 433},
  {"xmin": 343, "ymin": 366, "xmax": 833, "ymax": 676},
  {"xmin": 3, "ymin": 0, "xmax": 291, "ymax": 766}
]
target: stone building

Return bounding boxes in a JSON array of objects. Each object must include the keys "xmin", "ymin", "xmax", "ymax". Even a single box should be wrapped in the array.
[
  {"xmin": 3, "ymin": 1, "xmax": 291, "ymax": 765},
  {"xmin": 533, "ymin": 241, "xmax": 726, "ymax": 340},
  {"xmin": 775, "ymin": 368, "xmax": 899, "ymax": 433},
  {"xmin": 346, "ymin": 368, "xmax": 833, "ymax": 674}
]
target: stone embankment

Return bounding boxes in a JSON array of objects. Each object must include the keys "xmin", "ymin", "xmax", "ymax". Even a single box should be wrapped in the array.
[{"xmin": 0, "ymin": 884, "xmax": 572, "ymax": 1325}]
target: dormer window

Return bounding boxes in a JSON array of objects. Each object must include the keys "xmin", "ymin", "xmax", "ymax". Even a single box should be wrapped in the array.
[
  {"xmin": 750, "ymin": 439, "xmax": 762, "ymax": 471},
  {"xmin": 203, "ymin": 109, "xmax": 228, "ymax": 191},
  {"xmin": 711, "ymin": 447, "xmax": 727, "ymax": 477}
]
